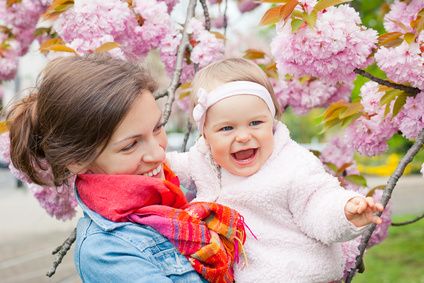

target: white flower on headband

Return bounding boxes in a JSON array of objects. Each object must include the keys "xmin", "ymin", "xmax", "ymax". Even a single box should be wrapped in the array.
[{"xmin": 192, "ymin": 88, "xmax": 208, "ymax": 131}]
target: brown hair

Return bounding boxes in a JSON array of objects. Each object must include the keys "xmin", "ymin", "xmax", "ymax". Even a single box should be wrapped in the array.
[
  {"xmin": 7, "ymin": 54, "xmax": 157, "ymax": 186},
  {"xmin": 191, "ymin": 57, "xmax": 282, "ymax": 117}
]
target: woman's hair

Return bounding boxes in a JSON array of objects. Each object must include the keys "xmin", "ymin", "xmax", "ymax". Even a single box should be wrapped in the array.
[
  {"xmin": 7, "ymin": 54, "xmax": 157, "ymax": 186},
  {"xmin": 191, "ymin": 57, "xmax": 282, "ymax": 117}
]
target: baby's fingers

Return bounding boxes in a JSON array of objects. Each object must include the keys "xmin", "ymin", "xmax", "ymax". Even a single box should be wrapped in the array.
[
  {"xmin": 356, "ymin": 198, "xmax": 367, "ymax": 214},
  {"xmin": 370, "ymin": 214, "xmax": 382, "ymax": 225}
]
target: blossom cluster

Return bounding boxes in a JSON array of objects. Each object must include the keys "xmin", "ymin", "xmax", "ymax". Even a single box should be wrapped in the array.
[
  {"xmin": 160, "ymin": 18, "xmax": 224, "ymax": 84},
  {"xmin": 375, "ymin": 40, "xmax": 424, "ymax": 90},
  {"xmin": 0, "ymin": 0, "xmax": 49, "ymax": 80},
  {"xmin": 271, "ymin": 5, "xmax": 377, "ymax": 83},
  {"xmin": 53, "ymin": 0, "xmax": 173, "ymax": 59},
  {"xmin": 375, "ymin": 0, "xmax": 424, "ymax": 90},
  {"xmin": 383, "ymin": 0, "xmax": 424, "ymax": 33},
  {"xmin": 0, "ymin": 133, "xmax": 78, "ymax": 221},
  {"xmin": 274, "ymin": 76, "xmax": 352, "ymax": 114},
  {"xmin": 345, "ymin": 82, "xmax": 397, "ymax": 156}
]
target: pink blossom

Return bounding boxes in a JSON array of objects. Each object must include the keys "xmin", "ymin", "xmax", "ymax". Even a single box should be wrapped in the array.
[
  {"xmin": 421, "ymin": 163, "xmax": 424, "ymax": 177},
  {"xmin": 212, "ymin": 15, "xmax": 226, "ymax": 29},
  {"xmin": 54, "ymin": 0, "xmax": 169, "ymax": 59},
  {"xmin": 271, "ymin": 5, "xmax": 377, "ymax": 83},
  {"xmin": 159, "ymin": 0, "xmax": 179, "ymax": 12},
  {"xmin": 0, "ymin": 54, "xmax": 18, "ymax": 81},
  {"xmin": 175, "ymin": 95, "xmax": 191, "ymax": 112},
  {"xmin": 189, "ymin": 19, "xmax": 225, "ymax": 67},
  {"xmin": 160, "ymin": 19, "xmax": 224, "ymax": 83},
  {"xmin": 346, "ymin": 113, "xmax": 398, "ymax": 156},
  {"xmin": 237, "ymin": 0, "xmax": 260, "ymax": 13},
  {"xmin": 384, "ymin": 0, "xmax": 424, "ymax": 33},
  {"xmin": 360, "ymin": 82, "xmax": 386, "ymax": 114},
  {"xmin": 133, "ymin": 0, "xmax": 172, "ymax": 50},
  {"xmin": 275, "ymin": 76, "xmax": 352, "ymax": 114},
  {"xmin": 160, "ymin": 28, "xmax": 195, "ymax": 83},
  {"xmin": 375, "ymin": 41, "xmax": 424, "ymax": 90},
  {"xmin": 0, "ymin": 133, "xmax": 77, "ymax": 220},
  {"xmin": 395, "ymin": 91, "xmax": 424, "ymax": 140},
  {"xmin": 0, "ymin": 0, "xmax": 48, "ymax": 55},
  {"xmin": 341, "ymin": 237, "xmax": 361, "ymax": 281},
  {"xmin": 0, "ymin": 133, "xmax": 11, "ymax": 163},
  {"xmin": 28, "ymin": 180, "xmax": 78, "ymax": 221},
  {"xmin": 298, "ymin": 0, "xmax": 317, "ymax": 14},
  {"xmin": 321, "ymin": 135, "xmax": 355, "ymax": 171}
]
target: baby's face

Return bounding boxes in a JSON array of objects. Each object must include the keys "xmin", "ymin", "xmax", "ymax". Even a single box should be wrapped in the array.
[{"xmin": 203, "ymin": 95, "xmax": 274, "ymax": 177}]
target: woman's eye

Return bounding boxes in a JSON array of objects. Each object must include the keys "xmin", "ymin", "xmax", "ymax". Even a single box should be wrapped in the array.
[
  {"xmin": 121, "ymin": 141, "xmax": 137, "ymax": 152},
  {"xmin": 220, "ymin": 126, "xmax": 233, "ymax": 132},
  {"xmin": 250, "ymin": 120, "xmax": 263, "ymax": 126},
  {"xmin": 154, "ymin": 124, "xmax": 163, "ymax": 134}
]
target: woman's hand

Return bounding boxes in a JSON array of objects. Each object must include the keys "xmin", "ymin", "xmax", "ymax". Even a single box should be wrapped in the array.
[{"xmin": 344, "ymin": 196, "xmax": 384, "ymax": 227}]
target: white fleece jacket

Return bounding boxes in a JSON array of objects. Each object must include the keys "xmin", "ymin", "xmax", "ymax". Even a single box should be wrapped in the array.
[{"xmin": 167, "ymin": 122, "xmax": 364, "ymax": 283}]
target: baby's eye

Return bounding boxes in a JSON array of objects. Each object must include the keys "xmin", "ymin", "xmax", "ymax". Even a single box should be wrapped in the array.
[
  {"xmin": 249, "ymin": 120, "xmax": 263, "ymax": 126},
  {"xmin": 121, "ymin": 141, "xmax": 137, "ymax": 152},
  {"xmin": 220, "ymin": 126, "xmax": 233, "ymax": 132}
]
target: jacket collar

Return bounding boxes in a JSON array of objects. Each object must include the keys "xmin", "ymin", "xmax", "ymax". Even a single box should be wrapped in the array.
[{"xmin": 75, "ymin": 188, "xmax": 130, "ymax": 231}]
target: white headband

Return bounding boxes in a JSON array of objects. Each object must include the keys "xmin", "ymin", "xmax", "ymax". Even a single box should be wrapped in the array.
[{"xmin": 192, "ymin": 81, "xmax": 276, "ymax": 134}]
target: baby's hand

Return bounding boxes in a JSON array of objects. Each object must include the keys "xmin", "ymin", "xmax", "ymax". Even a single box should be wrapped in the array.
[{"xmin": 344, "ymin": 196, "xmax": 384, "ymax": 227}]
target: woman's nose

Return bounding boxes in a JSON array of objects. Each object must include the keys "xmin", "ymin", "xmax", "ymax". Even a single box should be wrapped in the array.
[{"xmin": 142, "ymin": 137, "xmax": 166, "ymax": 163}]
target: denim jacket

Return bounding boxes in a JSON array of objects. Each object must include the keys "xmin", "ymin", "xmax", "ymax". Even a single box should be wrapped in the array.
[{"xmin": 74, "ymin": 192, "xmax": 207, "ymax": 283}]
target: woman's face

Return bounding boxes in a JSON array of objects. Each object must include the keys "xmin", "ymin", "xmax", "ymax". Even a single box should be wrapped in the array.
[{"xmin": 86, "ymin": 91, "xmax": 167, "ymax": 179}]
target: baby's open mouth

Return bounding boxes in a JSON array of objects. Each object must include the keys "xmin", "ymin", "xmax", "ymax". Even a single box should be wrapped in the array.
[{"xmin": 231, "ymin": 148, "xmax": 258, "ymax": 163}]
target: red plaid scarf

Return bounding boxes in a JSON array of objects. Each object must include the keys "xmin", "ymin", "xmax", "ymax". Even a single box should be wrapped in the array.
[{"xmin": 76, "ymin": 164, "xmax": 246, "ymax": 283}]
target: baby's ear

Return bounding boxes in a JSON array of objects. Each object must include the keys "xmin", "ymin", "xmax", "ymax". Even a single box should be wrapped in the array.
[{"xmin": 67, "ymin": 162, "xmax": 90, "ymax": 174}]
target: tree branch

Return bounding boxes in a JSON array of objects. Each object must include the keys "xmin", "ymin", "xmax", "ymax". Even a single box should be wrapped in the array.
[
  {"xmin": 345, "ymin": 127, "xmax": 424, "ymax": 282},
  {"xmin": 199, "ymin": 0, "xmax": 211, "ymax": 31},
  {"xmin": 354, "ymin": 68, "xmax": 421, "ymax": 96},
  {"xmin": 391, "ymin": 212, "xmax": 424, "ymax": 226},
  {"xmin": 223, "ymin": 0, "xmax": 229, "ymax": 40},
  {"xmin": 162, "ymin": 0, "xmax": 197, "ymax": 125},
  {"xmin": 181, "ymin": 118, "xmax": 193, "ymax": 152},
  {"xmin": 46, "ymin": 228, "xmax": 77, "ymax": 277}
]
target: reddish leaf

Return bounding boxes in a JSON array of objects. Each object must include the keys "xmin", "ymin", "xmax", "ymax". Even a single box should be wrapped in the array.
[
  {"xmin": 280, "ymin": 0, "xmax": 299, "ymax": 22},
  {"xmin": 243, "ymin": 49, "xmax": 266, "ymax": 60},
  {"xmin": 378, "ymin": 32, "xmax": 403, "ymax": 47},
  {"xmin": 260, "ymin": 6, "xmax": 284, "ymax": 25}
]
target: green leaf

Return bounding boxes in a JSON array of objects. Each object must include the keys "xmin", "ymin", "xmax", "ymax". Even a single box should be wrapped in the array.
[
  {"xmin": 310, "ymin": 149, "xmax": 321, "ymax": 158},
  {"xmin": 291, "ymin": 18, "xmax": 304, "ymax": 32},
  {"xmin": 379, "ymin": 89, "xmax": 402, "ymax": 106},
  {"xmin": 325, "ymin": 162, "xmax": 338, "ymax": 173},
  {"xmin": 339, "ymin": 102, "xmax": 363, "ymax": 119},
  {"xmin": 340, "ymin": 112, "xmax": 361, "ymax": 127},
  {"xmin": 312, "ymin": 0, "xmax": 352, "ymax": 13},
  {"xmin": 404, "ymin": 33, "xmax": 416, "ymax": 44},
  {"xmin": 345, "ymin": 174, "xmax": 367, "ymax": 187},
  {"xmin": 392, "ymin": 93, "xmax": 407, "ymax": 118},
  {"xmin": 304, "ymin": 11, "xmax": 317, "ymax": 28}
]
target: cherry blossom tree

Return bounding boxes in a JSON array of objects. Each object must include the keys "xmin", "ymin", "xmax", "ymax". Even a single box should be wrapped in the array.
[{"xmin": 0, "ymin": 0, "xmax": 423, "ymax": 281}]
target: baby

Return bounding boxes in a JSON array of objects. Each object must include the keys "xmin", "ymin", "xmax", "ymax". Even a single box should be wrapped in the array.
[{"xmin": 167, "ymin": 58, "xmax": 383, "ymax": 283}]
